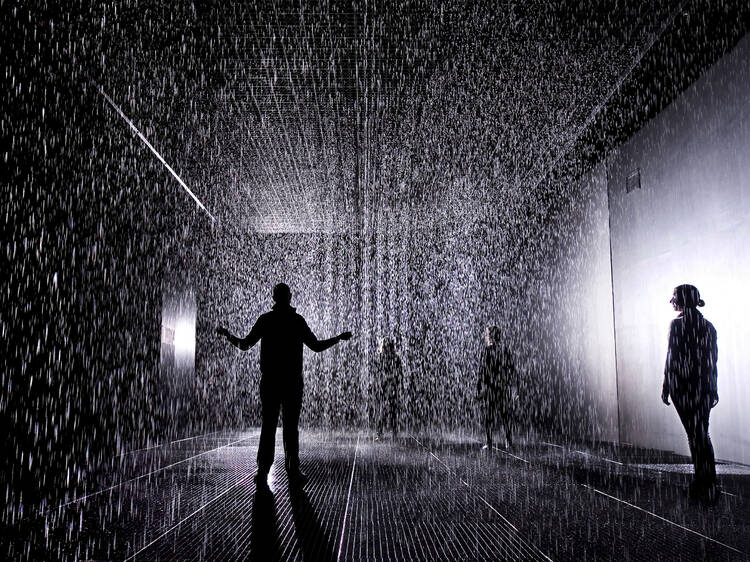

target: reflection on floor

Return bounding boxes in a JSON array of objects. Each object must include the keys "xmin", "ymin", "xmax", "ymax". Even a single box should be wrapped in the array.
[{"xmin": 5, "ymin": 430, "xmax": 750, "ymax": 561}]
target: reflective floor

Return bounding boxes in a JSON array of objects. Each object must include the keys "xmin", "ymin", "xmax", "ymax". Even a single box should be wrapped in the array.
[{"xmin": 5, "ymin": 430, "xmax": 750, "ymax": 561}]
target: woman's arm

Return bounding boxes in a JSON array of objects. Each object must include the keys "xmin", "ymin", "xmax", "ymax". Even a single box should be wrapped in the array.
[
  {"xmin": 662, "ymin": 321, "xmax": 677, "ymax": 405},
  {"xmin": 708, "ymin": 324, "xmax": 719, "ymax": 407}
]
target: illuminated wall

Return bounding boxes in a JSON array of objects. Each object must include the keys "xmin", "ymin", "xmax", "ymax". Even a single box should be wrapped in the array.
[
  {"xmin": 538, "ymin": 164, "xmax": 619, "ymax": 441},
  {"xmin": 608, "ymin": 34, "xmax": 750, "ymax": 463}
]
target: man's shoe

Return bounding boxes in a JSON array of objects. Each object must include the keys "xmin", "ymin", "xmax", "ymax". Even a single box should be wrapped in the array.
[{"xmin": 287, "ymin": 470, "xmax": 309, "ymax": 487}]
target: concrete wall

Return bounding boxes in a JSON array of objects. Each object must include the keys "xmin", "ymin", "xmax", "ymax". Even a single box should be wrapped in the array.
[{"xmin": 608, "ymin": 34, "xmax": 750, "ymax": 463}]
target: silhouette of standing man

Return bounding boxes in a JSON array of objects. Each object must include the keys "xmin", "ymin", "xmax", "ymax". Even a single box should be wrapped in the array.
[
  {"xmin": 371, "ymin": 338, "xmax": 403, "ymax": 440},
  {"xmin": 662, "ymin": 284, "xmax": 718, "ymax": 503},
  {"xmin": 217, "ymin": 283, "xmax": 352, "ymax": 488},
  {"xmin": 477, "ymin": 325, "xmax": 518, "ymax": 450}
]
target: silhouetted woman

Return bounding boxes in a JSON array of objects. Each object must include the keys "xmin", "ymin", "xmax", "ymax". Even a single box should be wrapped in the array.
[
  {"xmin": 477, "ymin": 325, "xmax": 517, "ymax": 449},
  {"xmin": 661, "ymin": 284, "xmax": 718, "ymax": 503}
]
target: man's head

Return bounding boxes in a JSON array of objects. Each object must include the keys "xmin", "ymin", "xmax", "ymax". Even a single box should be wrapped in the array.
[
  {"xmin": 379, "ymin": 338, "xmax": 396, "ymax": 355},
  {"xmin": 485, "ymin": 325, "xmax": 501, "ymax": 345},
  {"xmin": 273, "ymin": 282, "xmax": 292, "ymax": 305},
  {"xmin": 670, "ymin": 284, "xmax": 704, "ymax": 310}
]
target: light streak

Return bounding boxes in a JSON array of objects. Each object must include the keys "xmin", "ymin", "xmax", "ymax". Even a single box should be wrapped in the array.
[
  {"xmin": 492, "ymin": 445, "xmax": 530, "ymax": 464},
  {"xmin": 96, "ymin": 86, "xmax": 216, "ymax": 222},
  {"xmin": 336, "ymin": 433, "xmax": 360, "ymax": 562}
]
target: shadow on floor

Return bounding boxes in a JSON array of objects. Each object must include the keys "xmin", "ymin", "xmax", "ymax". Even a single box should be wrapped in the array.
[
  {"xmin": 250, "ymin": 485, "xmax": 280, "ymax": 561},
  {"xmin": 290, "ymin": 487, "xmax": 337, "ymax": 562}
]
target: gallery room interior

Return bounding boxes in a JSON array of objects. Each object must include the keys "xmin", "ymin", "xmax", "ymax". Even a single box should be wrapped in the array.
[{"xmin": 2, "ymin": 1, "xmax": 750, "ymax": 559}]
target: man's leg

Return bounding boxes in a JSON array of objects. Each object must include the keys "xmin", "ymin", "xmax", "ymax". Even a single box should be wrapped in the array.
[
  {"xmin": 257, "ymin": 380, "xmax": 282, "ymax": 477},
  {"xmin": 377, "ymin": 381, "xmax": 389, "ymax": 438},
  {"xmin": 483, "ymin": 402, "xmax": 494, "ymax": 449},
  {"xmin": 376, "ymin": 398, "xmax": 385, "ymax": 439},
  {"xmin": 503, "ymin": 408, "xmax": 513, "ymax": 448},
  {"xmin": 281, "ymin": 381, "xmax": 304, "ymax": 476},
  {"xmin": 368, "ymin": 384, "xmax": 380, "ymax": 438},
  {"xmin": 390, "ymin": 387, "xmax": 399, "ymax": 438}
]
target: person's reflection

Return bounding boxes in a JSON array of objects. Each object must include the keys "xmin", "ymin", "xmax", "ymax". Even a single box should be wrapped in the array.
[
  {"xmin": 290, "ymin": 487, "xmax": 337, "ymax": 562},
  {"xmin": 250, "ymin": 485, "xmax": 280, "ymax": 561}
]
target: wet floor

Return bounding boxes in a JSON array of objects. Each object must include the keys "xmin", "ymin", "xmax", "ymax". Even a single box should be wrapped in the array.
[{"xmin": 4, "ymin": 430, "xmax": 749, "ymax": 561}]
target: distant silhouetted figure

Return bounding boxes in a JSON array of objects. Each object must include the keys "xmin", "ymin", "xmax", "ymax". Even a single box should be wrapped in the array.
[
  {"xmin": 217, "ymin": 283, "xmax": 352, "ymax": 488},
  {"xmin": 477, "ymin": 325, "xmax": 518, "ymax": 450},
  {"xmin": 661, "ymin": 284, "xmax": 718, "ymax": 504},
  {"xmin": 370, "ymin": 338, "xmax": 403, "ymax": 440}
]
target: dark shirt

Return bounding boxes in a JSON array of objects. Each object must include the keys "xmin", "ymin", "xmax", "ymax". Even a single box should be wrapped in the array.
[
  {"xmin": 375, "ymin": 351, "xmax": 402, "ymax": 400},
  {"xmin": 663, "ymin": 308, "xmax": 718, "ymax": 398},
  {"xmin": 240, "ymin": 304, "xmax": 338, "ymax": 378},
  {"xmin": 477, "ymin": 344, "xmax": 516, "ymax": 405}
]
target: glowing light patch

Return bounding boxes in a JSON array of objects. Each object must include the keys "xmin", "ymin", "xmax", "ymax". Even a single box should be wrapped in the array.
[
  {"xmin": 173, "ymin": 317, "xmax": 196, "ymax": 361},
  {"xmin": 266, "ymin": 466, "xmax": 276, "ymax": 492}
]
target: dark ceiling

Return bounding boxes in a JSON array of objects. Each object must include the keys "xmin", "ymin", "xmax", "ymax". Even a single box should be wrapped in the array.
[{"xmin": 21, "ymin": 0, "xmax": 750, "ymax": 233}]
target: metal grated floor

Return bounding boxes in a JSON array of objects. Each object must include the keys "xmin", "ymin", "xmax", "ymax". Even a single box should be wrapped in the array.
[{"xmin": 4, "ymin": 430, "xmax": 750, "ymax": 561}]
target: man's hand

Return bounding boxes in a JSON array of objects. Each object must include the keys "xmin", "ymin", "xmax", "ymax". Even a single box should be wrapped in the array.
[
  {"xmin": 216, "ymin": 326, "xmax": 229, "ymax": 338},
  {"xmin": 661, "ymin": 389, "xmax": 670, "ymax": 406},
  {"xmin": 338, "ymin": 331, "xmax": 353, "ymax": 341}
]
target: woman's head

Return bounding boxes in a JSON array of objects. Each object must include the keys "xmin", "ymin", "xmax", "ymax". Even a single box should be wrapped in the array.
[{"xmin": 670, "ymin": 284, "xmax": 705, "ymax": 310}]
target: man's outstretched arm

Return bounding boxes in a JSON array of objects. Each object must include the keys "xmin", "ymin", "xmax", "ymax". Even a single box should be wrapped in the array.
[
  {"xmin": 216, "ymin": 322, "xmax": 262, "ymax": 351},
  {"xmin": 303, "ymin": 326, "xmax": 352, "ymax": 352}
]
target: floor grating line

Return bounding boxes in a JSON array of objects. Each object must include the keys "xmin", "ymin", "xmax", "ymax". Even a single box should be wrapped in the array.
[
  {"xmin": 491, "ymin": 445, "xmax": 530, "ymax": 464},
  {"xmin": 53, "ymin": 432, "xmax": 260, "ymax": 512},
  {"xmin": 124, "ymin": 473, "xmax": 254, "ymax": 561},
  {"xmin": 112, "ymin": 429, "xmax": 228, "ymax": 459},
  {"xmin": 18, "ymin": 430, "xmax": 749, "ymax": 560},
  {"xmin": 424, "ymin": 442, "xmax": 541, "ymax": 559},
  {"xmin": 336, "ymin": 433, "xmax": 360, "ymax": 562},
  {"xmin": 582, "ymin": 484, "xmax": 746, "ymax": 555},
  {"xmin": 538, "ymin": 439, "xmax": 747, "ymax": 556},
  {"xmin": 409, "ymin": 433, "xmax": 552, "ymax": 561}
]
